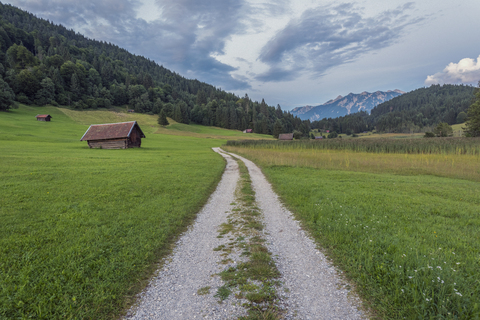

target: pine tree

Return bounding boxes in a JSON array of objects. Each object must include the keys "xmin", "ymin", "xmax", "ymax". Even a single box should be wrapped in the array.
[
  {"xmin": 35, "ymin": 77, "xmax": 55, "ymax": 105},
  {"xmin": 173, "ymin": 104, "xmax": 182, "ymax": 123},
  {"xmin": 70, "ymin": 73, "xmax": 81, "ymax": 101},
  {"xmin": 0, "ymin": 77, "xmax": 15, "ymax": 111},
  {"xmin": 464, "ymin": 83, "xmax": 480, "ymax": 137},
  {"xmin": 273, "ymin": 119, "xmax": 284, "ymax": 138},
  {"xmin": 158, "ymin": 109, "xmax": 169, "ymax": 126}
]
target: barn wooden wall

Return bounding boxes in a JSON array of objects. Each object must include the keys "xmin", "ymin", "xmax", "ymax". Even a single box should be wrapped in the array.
[{"xmin": 88, "ymin": 139, "xmax": 127, "ymax": 149}]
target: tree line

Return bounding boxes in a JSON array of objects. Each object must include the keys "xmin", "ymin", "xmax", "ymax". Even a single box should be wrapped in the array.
[
  {"xmin": 311, "ymin": 84, "xmax": 476, "ymax": 134},
  {"xmin": 0, "ymin": 3, "xmax": 310, "ymax": 137}
]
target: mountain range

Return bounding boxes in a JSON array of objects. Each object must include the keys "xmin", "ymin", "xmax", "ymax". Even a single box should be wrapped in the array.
[{"xmin": 291, "ymin": 90, "xmax": 405, "ymax": 121}]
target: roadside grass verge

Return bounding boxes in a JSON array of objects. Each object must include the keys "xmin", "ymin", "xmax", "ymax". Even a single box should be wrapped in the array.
[
  {"xmin": 223, "ymin": 147, "xmax": 480, "ymax": 319},
  {"xmin": 0, "ymin": 105, "xmax": 225, "ymax": 319}
]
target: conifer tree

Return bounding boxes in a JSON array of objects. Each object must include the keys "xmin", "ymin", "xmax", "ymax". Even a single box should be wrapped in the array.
[
  {"xmin": 173, "ymin": 104, "xmax": 182, "ymax": 123},
  {"xmin": 0, "ymin": 77, "xmax": 15, "ymax": 111},
  {"xmin": 157, "ymin": 109, "xmax": 169, "ymax": 126},
  {"xmin": 273, "ymin": 119, "xmax": 284, "ymax": 138},
  {"xmin": 464, "ymin": 83, "xmax": 480, "ymax": 137}
]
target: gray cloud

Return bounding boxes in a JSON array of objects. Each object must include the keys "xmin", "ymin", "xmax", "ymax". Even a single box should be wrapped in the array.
[
  {"xmin": 9, "ymin": 0, "xmax": 139, "ymax": 32},
  {"xmin": 256, "ymin": 2, "xmax": 423, "ymax": 82},
  {"xmin": 8, "ymin": 0, "xmax": 251, "ymax": 90}
]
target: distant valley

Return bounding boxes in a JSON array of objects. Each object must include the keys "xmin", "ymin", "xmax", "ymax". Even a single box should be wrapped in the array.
[{"xmin": 291, "ymin": 90, "xmax": 405, "ymax": 121}]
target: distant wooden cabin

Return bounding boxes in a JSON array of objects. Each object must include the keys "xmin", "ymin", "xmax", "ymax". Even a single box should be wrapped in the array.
[
  {"xmin": 36, "ymin": 114, "xmax": 52, "ymax": 121},
  {"xmin": 80, "ymin": 121, "xmax": 145, "ymax": 149},
  {"xmin": 243, "ymin": 129, "xmax": 253, "ymax": 133},
  {"xmin": 127, "ymin": 109, "xmax": 135, "ymax": 113},
  {"xmin": 278, "ymin": 133, "xmax": 294, "ymax": 140},
  {"xmin": 315, "ymin": 136, "xmax": 323, "ymax": 140}
]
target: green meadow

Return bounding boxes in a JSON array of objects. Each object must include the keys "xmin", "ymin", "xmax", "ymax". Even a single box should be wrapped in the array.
[
  {"xmin": 0, "ymin": 105, "xmax": 269, "ymax": 319},
  {"xmin": 224, "ymin": 144, "xmax": 480, "ymax": 319}
]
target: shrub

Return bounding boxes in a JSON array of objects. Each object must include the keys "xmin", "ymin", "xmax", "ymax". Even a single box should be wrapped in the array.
[{"xmin": 327, "ymin": 131, "xmax": 338, "ymax": 139}]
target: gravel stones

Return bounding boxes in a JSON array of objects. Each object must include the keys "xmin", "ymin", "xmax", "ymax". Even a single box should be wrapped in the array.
[
  {"xmin": 124, "ymin": 149, "xmax": 248, "ymax": 319},
  {"xmin": 228, "ymin": 151, "xmax": 365, "ymax": 320},
  {"xmin": 125, "ymin": 148, "xmax": 366, "ymax": 319}
]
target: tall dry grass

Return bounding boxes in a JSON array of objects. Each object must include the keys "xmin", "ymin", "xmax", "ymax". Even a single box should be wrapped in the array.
[
  {"xmin": 223, "ymin": 147, "xmax": 480, "ymax": 182},
  {"xmin": 226, "ymin": 138, "xmax": 480, "ymax": 155}
]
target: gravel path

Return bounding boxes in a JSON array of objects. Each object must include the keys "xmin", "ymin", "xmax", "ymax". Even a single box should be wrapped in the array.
[
  {"xmin": 228, "ymin": 151, "xmax": 365, "ymax": 320},
  {"xmin": 124, "ymin": 148, "xmax": 366, "ymax": 319}
]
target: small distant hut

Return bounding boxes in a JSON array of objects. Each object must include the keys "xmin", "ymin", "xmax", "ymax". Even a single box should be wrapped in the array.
[
  {"xmin": 315, "ymin": 136, "xmax": 323, "ymax": 140},
  {"xmin": 127, "ymin": 109, "xmax": 135, "ymax": 113},
  {"xmin": 36, "ymin": 114, "xmax": 52, "ymax": 121},
  {"xmin": 80, "ymin": 121, "xmax": 145, "ymax": 149},
  {"xmin": 278, "ymin": 133, "xmax": 294, "ymax": 140},
  {"xmin": 243, "ymin": 129, "xmax": 253, "ymax": 133}
]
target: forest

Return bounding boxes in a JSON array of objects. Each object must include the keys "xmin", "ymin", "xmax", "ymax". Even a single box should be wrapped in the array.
[
  {"xmin": 0, "ymin": 3, "xmax": 311, "ymax": 137},
  {"xmin": 0, "ymin": 3, "xmax": 477, "ymax": 137},
  {"xmin": 311, "ymin": 84, "xmax": 476, "ymax": 134}
]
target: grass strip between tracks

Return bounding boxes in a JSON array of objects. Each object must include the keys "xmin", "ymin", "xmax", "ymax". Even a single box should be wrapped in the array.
[{"xmin": 212, "ymin": 155, "xmax": 284, "ymax": 320}]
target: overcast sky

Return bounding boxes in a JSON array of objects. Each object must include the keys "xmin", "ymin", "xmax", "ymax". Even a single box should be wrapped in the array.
[{"xmin": 7, "ymin": 0, "xmax": 480, "ymax": 110}]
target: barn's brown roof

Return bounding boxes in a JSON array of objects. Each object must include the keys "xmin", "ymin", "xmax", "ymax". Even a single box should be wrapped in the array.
[
  {"xmin": 80, "ymin": 121, "xmax": 145, "ymax": 141},
  {"xmin": 36, "ymin": 114, "xmax": 51, "ymax": 119},
  {"xmin": 278, "ymin": 133, "xmax": 294, "ymax": 140}
]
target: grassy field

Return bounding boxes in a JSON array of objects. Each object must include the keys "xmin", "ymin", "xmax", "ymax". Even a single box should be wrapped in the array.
[
  {"xmin": 0, "ymin": 105, "xmax": 266, "ymax": 319},
  {"xmin": 224, "ymin": 141, "xmax": 480, "ymax": 182},
  {"xmin": 226, "ymin": 138, "xmax": 480, "ymax": 155},
  {"xmin": 59, "ymin": 107, "xmax": 273, "ymax": 140},
  {"xmin": 223, "ymin": 144, "xmax": 480, "ymax": 319}
]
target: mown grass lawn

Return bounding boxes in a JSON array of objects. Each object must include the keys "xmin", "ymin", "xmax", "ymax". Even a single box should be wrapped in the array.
[
  {"xmin": 224, "ymin": 146, "xmax": 480, "ymax": 319},
  {"xmin": 0, "ymin": 105, "xmax": 226, "ymax": 319}
]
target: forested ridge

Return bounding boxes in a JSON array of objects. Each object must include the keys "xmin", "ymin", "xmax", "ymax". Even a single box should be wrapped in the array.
[
  {"xmin": 311, "ymin": 84, "xmax": 476, "ymax": 134},
  {"xmin": 0, "ymin": 3, "xmax": 311, "ymax": 137}
]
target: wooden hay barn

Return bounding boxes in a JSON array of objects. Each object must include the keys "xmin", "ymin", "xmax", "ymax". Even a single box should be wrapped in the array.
[
  {"xmin": 278, "ymin": 133, "xmax": 294, "ymax": 140},
  {"xmin": 36, "ymin": 114, "xmax": 52, "ymax": 121},
  {"xmin": 80, "ymin": 121, "xmax": 145, "ymax": 149}
]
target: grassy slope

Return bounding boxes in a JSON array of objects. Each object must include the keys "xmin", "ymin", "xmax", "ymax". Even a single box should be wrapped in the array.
[
  {"xmin": 0, "ymin": 105, "xmax": 240, "ymax": 319},
  {"xmin": 224, "ymin": 147, "xmax": 480, "ymax": 319},
  {"xmin": 58, "ymin": 107, "xmax": 273, "ymax": 140}
]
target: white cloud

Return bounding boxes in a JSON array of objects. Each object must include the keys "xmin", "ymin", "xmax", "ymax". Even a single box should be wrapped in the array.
[{"xmin": 425, "ymin": 55, "xmax": 480, "ymax": 85}]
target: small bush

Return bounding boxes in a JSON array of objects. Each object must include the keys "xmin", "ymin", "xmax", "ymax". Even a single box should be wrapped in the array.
[{"xmin": 327, "ymin": 131, "xmax": 338, "ymax": 139}]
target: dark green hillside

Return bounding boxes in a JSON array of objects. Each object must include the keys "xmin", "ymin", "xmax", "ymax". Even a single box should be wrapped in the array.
[
  {"xmin": 0, "ymin": 3, "xmax": 310, "ymax": 137},
  {"xmin": 311, "ymin": 84, "xmax": 475, "ymax": 134},
  {"xmin": 371, "ymin": 84, "xmax": 475, "ymax": 132}
]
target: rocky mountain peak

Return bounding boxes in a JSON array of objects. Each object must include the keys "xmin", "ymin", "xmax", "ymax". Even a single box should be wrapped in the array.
[{"xmin": 291, "ymin": 90, "xmax": 404, "ymax": 121}]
